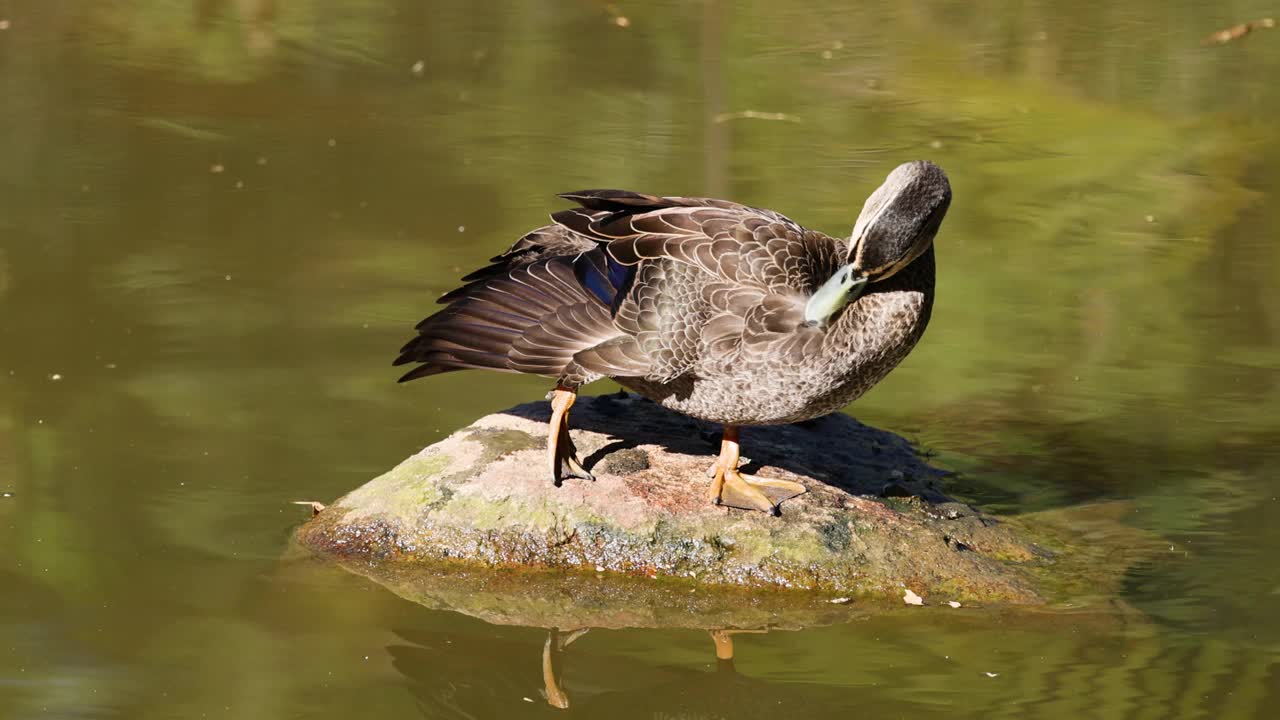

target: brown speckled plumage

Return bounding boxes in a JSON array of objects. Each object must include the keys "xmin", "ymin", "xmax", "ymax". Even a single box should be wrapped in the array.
[
  {"xmin": 396, "ymin": 163, "xmax": 950, "ymax": 429},
  {"xmin": 618, "ymin": 248, "xmax": 933, "ymax": 425}
]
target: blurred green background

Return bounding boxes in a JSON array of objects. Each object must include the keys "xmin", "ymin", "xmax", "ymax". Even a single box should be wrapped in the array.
[{"xmin": 1, "ymin": 1, "xmax": 1278, "ymax": 717}]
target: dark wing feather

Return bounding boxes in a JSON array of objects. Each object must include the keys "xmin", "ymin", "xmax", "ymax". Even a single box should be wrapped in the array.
[
  {"xmin": 438, "ymin": 221, "xmax": 601, "ymax": 304},
  {"xmin": 396, "ymin": 246, "xmax": 639, "ymax": 382},
  {"xmin": 571, "ymin": 337, "xmax": 651, "ymax": 377}
]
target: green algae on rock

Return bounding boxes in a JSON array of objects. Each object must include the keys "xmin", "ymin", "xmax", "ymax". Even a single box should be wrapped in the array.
[{"xmin": 295, "ymin": 393, "xmax": 1141, "ymax": 605}]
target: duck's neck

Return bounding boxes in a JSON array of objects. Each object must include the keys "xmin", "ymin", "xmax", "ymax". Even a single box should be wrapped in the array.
[{"xmin": 824, "ymin": 246, "xmax": 936, "ymax": 370}]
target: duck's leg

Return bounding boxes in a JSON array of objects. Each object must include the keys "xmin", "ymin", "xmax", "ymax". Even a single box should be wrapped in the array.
[
  {"xmin": 541, "ymin": 628, "xmax": 581, "ymax": 709},
  {"xmin": 541, "ymin": 627, "xmax": 589, "ymax": 709},
  {"xmin": 548, "ymin": 385, "xmax": 594, "ymax": 486},
  {"xmin": 709, "ymin": 627, "xmax": 767, "ymax": 661},
  {"xmin": 708, "ymin": 426, "xmax": 806, "ymax": 515}
]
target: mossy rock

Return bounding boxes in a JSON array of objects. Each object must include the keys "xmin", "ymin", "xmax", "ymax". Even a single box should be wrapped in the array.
[{"xmin": 296, "ymin": 393, "xmax": 1152, "ymax": 615}]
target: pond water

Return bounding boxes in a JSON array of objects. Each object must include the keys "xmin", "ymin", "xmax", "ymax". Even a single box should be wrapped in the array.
[{"xmin": 2, "ymin": 1, "xmax": 1278, "ymax": 717}]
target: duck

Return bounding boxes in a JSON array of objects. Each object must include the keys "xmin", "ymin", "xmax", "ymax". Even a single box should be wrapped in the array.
[{"xmin": 395, "ymin": 160, "xmax": 952, "ymax": 515}]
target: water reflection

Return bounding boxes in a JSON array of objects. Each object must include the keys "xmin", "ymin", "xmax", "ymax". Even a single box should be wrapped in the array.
[
  {"xmin": 391, "ymin": 623, "xmax": 855, "ymax": 717},
  {"xmin": 541, "ymin": 627, "xmax": 589, "ymax": 709},
  {"xmin": 371, "ymin": 587, "xmax": 1280, "ymax": 720},
  {"xmin": 195, "ymin": 0, "xmax": 279, "ymax": 56}
]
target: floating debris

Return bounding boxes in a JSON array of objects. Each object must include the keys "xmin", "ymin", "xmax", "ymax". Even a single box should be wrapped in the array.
[
  {"xmin": 604, "ymin": 4, "xmax": 629, "ymax": 27},
  {"xmin": 0, "ymin": 19, "xmax": 10, "ymax": 31},
  {"xmin": 830, "ymin": 597, "xmax": 852, "ymax": 604},
  {"xmin": 292, "ymin": 500, "xmax": 326, "ymax": 516},
  {"xmin": 1203, "ymin": 18, "xmax": 1275, "ymax": 46},
  {"xmin": 903, "ymin": 589, "xmax": 924, "ymax": 606},
  {"xmin": 49, "ymin": 373, "xmax": 62, "ymax": 381},
  {"xmin": 714, "ymin": 110, "xmax": 802, "ymax": 124},
  {"xmin": 210, "ymin": 164, "xmax": 225, "ymax": 174},
  {"xmin": 411, "ymin": 60, "xmax": 425, "ymax": 75},
  {"xmin": 948, "ymin": 600, "xmax": 962, "ymax": 608},
  {"xmin": 984, "ymin": 671, "xmax": 999, "ymax": 678}
]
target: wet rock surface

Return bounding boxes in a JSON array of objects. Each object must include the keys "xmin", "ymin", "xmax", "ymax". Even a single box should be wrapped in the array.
[{"xmin": 296, "ymin": 393, "xmax": 1142, "ymax": 605}]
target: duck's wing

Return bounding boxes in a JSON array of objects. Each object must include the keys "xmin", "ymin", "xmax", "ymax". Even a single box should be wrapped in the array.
[
  {"xmin": 553, "ymin": 190, "xmax": 844, "ymax": 295},
  {"xmin": 395, "ymin": 211, "xmax": 645, "ymax": 383},
  {"xmin": 555, "ymin": 191, "xmax": 848, "ymax": 378}
]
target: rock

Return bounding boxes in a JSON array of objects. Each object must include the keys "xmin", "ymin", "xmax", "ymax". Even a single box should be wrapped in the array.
[
  {"xmin": 595, "ymin": 447, "xmax": 650, "ymax": 475},
  {"xmin": 295, "ymin": 393, "xmax": 1146, "ymax": 605}
]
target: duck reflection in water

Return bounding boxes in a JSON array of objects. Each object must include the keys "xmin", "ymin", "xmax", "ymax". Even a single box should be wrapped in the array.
[
  {"xmin": 541, "ymin": 627, "xmax": 589, "ymax": 709},
  {"xmin": 389, "ymin": 625, "xmax": 855, "ymax": 717}
]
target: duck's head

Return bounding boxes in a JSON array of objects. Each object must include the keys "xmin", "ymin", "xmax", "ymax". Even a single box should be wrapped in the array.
[
  {"xmin": 847, "ymin": 160, "xmax": 951, "ymax": 282},
  {"xmin": 803, "ymin": 161, "xmax": 950, "ymax": 327}
]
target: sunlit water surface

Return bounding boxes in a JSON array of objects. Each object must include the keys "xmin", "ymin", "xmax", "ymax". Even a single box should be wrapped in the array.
[{"xmin": 2, "ymin": 1, "xmax": 1279, "ymax": 718}]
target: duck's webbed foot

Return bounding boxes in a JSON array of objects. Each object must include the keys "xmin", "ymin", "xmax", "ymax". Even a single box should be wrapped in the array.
[
  {"xmin": 707, "ymin": 426, "xmax": 805, "ymax": 516},
  {"xmin": 548, "ymin": 386, "xmax": 595, "ymax": 487}
]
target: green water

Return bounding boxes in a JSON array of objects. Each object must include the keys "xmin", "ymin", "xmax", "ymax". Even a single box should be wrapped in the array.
[{"xmin": 2, "ymin": 1, "xmax": 1279, "ymax": 717}]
